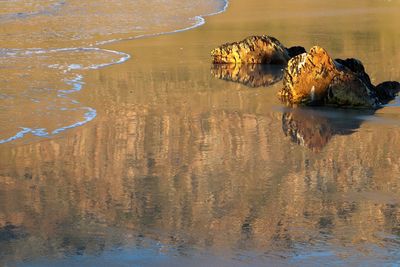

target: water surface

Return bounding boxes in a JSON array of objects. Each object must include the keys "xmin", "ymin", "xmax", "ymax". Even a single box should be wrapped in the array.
[
  {"xmin": 0, "ymin": 0, "xmax": 227, "ymax": 144},
  {"xmin": 1, "ymin": 0, "xmax": 400, "ymax": 266}
]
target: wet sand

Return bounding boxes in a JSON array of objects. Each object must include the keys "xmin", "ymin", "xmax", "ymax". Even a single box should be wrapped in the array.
[{"xmin": 1, "ymin": 0, "xmax": 400, "ymax": 266}]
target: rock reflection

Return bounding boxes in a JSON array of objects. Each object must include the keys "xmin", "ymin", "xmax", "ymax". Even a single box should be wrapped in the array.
[
  {"xmin": 1, "ymin": 104, "xmax": 400, "ymax": 264},
  {"xmin": 1, "ymin": 54, "xmax": 400, "ymax": 265},
  {"xmin": 211, "ymin": 63, "xmax": 283, "ymax": 88},
  {"xmin": 282, "ymin": 107, "xmax": 373, "ymax": 151}
]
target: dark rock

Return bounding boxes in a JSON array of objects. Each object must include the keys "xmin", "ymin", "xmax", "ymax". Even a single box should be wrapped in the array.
[
  {"xmin": 287, "ymin": 46, "xmax": 306, "ymax": 58},
  {"xmin": 325, "ymin": 71, "xmax": 379, "ymax": 108},
  {"xmin": 374, "ymin": 81, "xmax": 400, "ymax": 104},
  {"xmin": 334, "ymin": 58, "xmax": 374, "ymax": 91}
]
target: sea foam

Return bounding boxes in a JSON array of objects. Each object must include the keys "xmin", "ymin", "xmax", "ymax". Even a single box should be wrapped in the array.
[{"xmin": 0, "ymin": 0, "xmax": 229, "ymax": 144}]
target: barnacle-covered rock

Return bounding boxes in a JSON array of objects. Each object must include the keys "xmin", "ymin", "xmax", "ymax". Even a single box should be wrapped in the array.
[
  {"xmin": 278, "ymin": 46, "xmax": 384, "ymax": 108},
  {"xmin": 211, "ymin": 36, "xmax": 291, "ymax": 64},
  {"xmin": 279, "ymin": 46, "xmax": 338, "ymax": 105}
]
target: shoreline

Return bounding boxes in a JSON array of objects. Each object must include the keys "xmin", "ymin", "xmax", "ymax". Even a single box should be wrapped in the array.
[
  {"xmin": 1, "ymin": 0, "xmax": 399, "ymax": 145},
  {"xmin": 0, "ymin": 0, "xmax": 230, "ymax": 145}
]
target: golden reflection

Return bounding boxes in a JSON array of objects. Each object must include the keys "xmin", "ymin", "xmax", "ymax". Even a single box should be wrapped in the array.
[
  {"xmin": 281, "ymin": 108, "xmax": 373, "ymax": 152},
  {"xmin": 1, "ymin": 102, "xmax": 400, "ymax": 262},
  {"xmin": 211, "ymin": 63, "xmax": 283, "ymax": 88},
  {"xmin": 1, "ymin": 0, "xmax": 400, "ymax": 264}
]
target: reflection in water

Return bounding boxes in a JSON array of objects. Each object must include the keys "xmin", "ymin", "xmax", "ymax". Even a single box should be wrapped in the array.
[
  {"xmin": 210, "ymin": 60, "xmax": 398, "ymax": 152},
  {"xmin": 1, "ymin": 101, "xmax": 400, "ymax": 265},
  {"xmin": 1, "ymin": 0, "xmax": 400, "ymax": 265},
  {"xmin": 211, "ymin": 63, "xmax": 283, "ymax": 88},
  {"xmin": 0, "ymin": 224, "xmax": 26, "ymax": 242},
  {"xmin": 282, "ymin": 108, "xmax": 373, "ymax": 152}
]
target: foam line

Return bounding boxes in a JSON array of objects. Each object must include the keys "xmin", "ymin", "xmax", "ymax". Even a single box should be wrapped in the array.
[
  {"xmin": 0, "ymin": 0, "xmax": 229, "ymax": 144},
  {"xmin": 1, "ymin": 47, "xmax": 131, "ymax": 70},
  {"xmin": 0, "ymin": 48, "xmax": 130, "ymax": 144},
  {"xmin": 52, "ymin": 107, "xmax": 97, "ymax": 134}
]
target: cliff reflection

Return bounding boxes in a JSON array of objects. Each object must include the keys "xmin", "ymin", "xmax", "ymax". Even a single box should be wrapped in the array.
[
  {"xmin": 1, "ymin": 103, "xmax": 400, "ymax": 263},
  {"xmin": 282, "ymin": 108, "xmax": 373, "ymax": 152},
  {"xmin": 211, "ymin": 63, "xmax": 283, "ymax": 88}
]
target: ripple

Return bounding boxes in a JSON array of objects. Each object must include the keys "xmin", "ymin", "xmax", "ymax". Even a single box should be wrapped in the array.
[
  {"xmin": 0, "ymin": 48, "xmax": 130, "ymax": 144},
  {"xmin": 0, "ymin": 0, "xmax": 229, "ymax": 144},
  {"xmin": 0, "ymin": 0, "xmax": 65, "ymax": 22}
]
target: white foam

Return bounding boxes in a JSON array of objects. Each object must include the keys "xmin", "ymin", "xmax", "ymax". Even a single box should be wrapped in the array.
[
  {"xmin": 0, "ymin": 107, "xmax": 96, "ymax": 144},
  {"xmin": 0, "ymin": 48, "xmax": 129, "ymax": 144},
  {"xmin": 0, "ymin": 0, "xmax": 229, "ymax": 144}
]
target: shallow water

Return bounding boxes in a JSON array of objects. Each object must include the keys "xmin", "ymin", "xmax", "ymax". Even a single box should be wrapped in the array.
[
  {"xmin": 0, "ymin": 0, "xmax": 226, "ymax": 144},
  {"xmin": 1, "ymin": 0, "xmax": 400, "ymax": 266}
]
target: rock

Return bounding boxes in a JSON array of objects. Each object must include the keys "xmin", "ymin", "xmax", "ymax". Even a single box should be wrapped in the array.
[
  {"xmin": 279, "ymin": 46, "xmax": 338, "ymax": 105},
  {"xmin": 211, "ymin": 37, "xmax": 399, "ymax": 107},
  {"xmin": 325, "ymin": 71, "xmax": 379, "ymax": 108},
  {"xmin": 374, "ymin": 81, "xmax": 400, "ymax": 104},
  {"xmin": 211, "ymin": 36, "xmax": 291, "ymax": 64},
  {"xmin": 279, "ymin": 46, "xmax": 381, "ymax": 108},
  {"xmin": 211, "ymin": 63, "xmax": 283, "ymax": 88},
  {"xmin": 287, "ymin": 46, "xmax": 306, "ymax": 58},
  {"xmin": 334, "ymin": 58, "xmax": 375, "ymax": 92}
]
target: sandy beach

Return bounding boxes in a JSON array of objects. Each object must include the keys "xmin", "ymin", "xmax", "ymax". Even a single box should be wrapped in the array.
[{"xmin": 1, "ymin": 0, "xmax": 400, "ymax": 265}]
